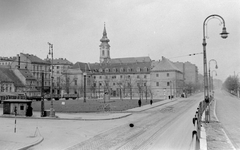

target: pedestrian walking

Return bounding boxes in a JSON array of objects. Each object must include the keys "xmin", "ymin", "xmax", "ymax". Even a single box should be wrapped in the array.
[
  {"xmin": 150, "ymin": 99, "xmax": 153, "ymax": 105},
  {"xmin": 138, "ymin": 99, "xmax": 142, "ymax": 107}
]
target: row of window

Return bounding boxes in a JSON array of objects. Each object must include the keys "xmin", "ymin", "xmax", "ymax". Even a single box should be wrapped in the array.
[
  {"xmin": 32, "ymin": 65, "xmax": 49, "ymax": 71},
  {"xmin": 156, "ymin": 73, "xmax": 170, "ymax": 77},
  {"xmin": 52, "ymin": 65, "xmax": 70, "ymax": 70},
  {"xmin": 93, "ymin": 67, "xmax": 149, "ymax": 73},
  {"xmin": 93, "ymin": 82, "xmax": 147, "ymax": 87},
  {"xmin": 0, "ymin": 62, "xmax": 11, "ymax": 65},
  {"xmin": 93, "ymin": 74, "xmax": 148, "ymax": 79},
  {"xmin": 156, "ymin": 82, "xmax": 171, "ymax": 86},
  {"xmin": 33, "ymin": 72, "xmax": 50, "ymax": 79}
]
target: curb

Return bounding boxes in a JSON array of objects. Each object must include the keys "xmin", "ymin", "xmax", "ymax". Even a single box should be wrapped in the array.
[
  {"xmin": 200, "ymin": 127, "xmax": 207, "ymax": 150},
  {"xmin": 200, "ymin": 110, "xmax": 207, "ymax": 150},
  {"xmin": 0, "ymin": 113, "xmax": 132, "ymax": 121},
  {"xmin": 18, "ymin": 136, "xmax": 44, "ymax": 150}
]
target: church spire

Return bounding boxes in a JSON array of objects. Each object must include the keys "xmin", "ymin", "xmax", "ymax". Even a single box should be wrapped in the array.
[
  {"xmin": 99, "ymin": 23, "xmax": 110, "ymax": 63},
  {"xmin": 100, "ymin": 22, "xmax": 110, "ymax": 42},
  {"xmin": 103, "ymin": 23, "xmax": 107, "ymax": 36}
]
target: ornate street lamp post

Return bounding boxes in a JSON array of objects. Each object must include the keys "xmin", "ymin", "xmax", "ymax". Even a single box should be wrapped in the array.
[
  {"xmin": 202, "ymin": 14, "xmax": 228, "ymax": 123},
  {"xmin": 48, "ymin": 42, "xmax": 55, "ymax": 117},
  {"xmin": 202, "ymin": 14, "xmax": 228, "ymax": 101},
  {"xmin": 211, "ymin": 70, "xmax": 217, "ymax": 93},
  {"xmin": 208, "ymin": 59, "xmax": 218, "ymax": 95},
  {"xmin": 83, "ymin": 72, "xmax": 87, "ymax": 102}
]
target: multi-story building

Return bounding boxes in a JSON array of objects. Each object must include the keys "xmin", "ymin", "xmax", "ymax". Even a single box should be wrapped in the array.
[
  {"xmin": 151, "ymin": 57, "xmax": 184, "ymax": 99},
  {"xmin": 0, "ymin": 57, "xmax": 16, "ymax": 66},
  {"xmin": 89, "ymin": 58, "xmax": 151, "ymax": 99},
  {"xmin": 50, "ymin": 58, "xmax": 73, "ymax": 95},
  {"xmin": 174, "ymin": 61, "xmax": 198, "ymax": 85},
  {"xmin": 11, "ymin": 53, "xmax": 51, "ymax": 93},
  {"xmin": 12, "ymin": 69, "xmax": 38, "ymax": 96},
  {"xmin": 174, "ymin": 61, "xmax": 199, "ymax": 94}
]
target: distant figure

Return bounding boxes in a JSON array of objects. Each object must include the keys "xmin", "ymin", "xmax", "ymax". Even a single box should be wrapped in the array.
[
  {"xmin": 138, "ymin": 99, "xmax": 142, "ymax": 107},
  {"xmin": 26, "ymin": 105, "xmax": 33, "ymax": 117},
  {"xmin": 150, "ymin": 99, "xmax": 153, "ymax": 105}
]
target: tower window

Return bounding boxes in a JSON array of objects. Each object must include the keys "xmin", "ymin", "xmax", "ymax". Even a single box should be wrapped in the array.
[{"xmin": 102, "ymin": 50, "xmax": 105, "ymax": 56}]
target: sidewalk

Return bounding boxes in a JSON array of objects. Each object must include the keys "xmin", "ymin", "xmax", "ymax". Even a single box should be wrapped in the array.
[
  {"xmin": 203, "ymin": 90, "xmax": 238, "ymax": 150},
  {"xmin": 0, "ymin": 98, "xmax": 177, "ymax": 150}
]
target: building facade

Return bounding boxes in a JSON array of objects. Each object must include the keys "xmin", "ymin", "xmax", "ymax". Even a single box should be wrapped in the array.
[
  {"xmin": 11, "ymin": 53, "xmax": 51, "ymax": 93},
  {"xmin": 50, "ymin": 58, "xmax": 73, "ymax": 95},
  {"xmin": 12, "ymin": 69, "xmax": 38, "ymax": 96},
  {"xmin": 88, "ymin": 59, "xmax": 151, "ymax": 99},
  {"xmin": 151, "ymin": 57, "xmax": 184, "ymax": 99}
]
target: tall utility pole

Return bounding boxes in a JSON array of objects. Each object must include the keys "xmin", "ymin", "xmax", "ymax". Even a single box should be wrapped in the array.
[
  {"xmin": 41, "ymin": 72, "xmax": 45, "ymax": 117},
  {"xmin": 48, "ymin": 42, "xmax": 55, "ymax": 117}
]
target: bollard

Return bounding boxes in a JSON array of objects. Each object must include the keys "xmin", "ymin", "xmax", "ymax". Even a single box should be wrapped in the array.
[{"xmin": 193, "ymin": 117, "xmax": 197, "ymax": 126}]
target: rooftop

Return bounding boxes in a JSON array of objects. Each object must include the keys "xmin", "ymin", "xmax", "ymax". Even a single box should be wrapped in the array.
[
  {"xmin": 52, "ymin": 58, "xmax": 73, "ymax": 65},
  {"xmin": 0, "ymin": 67, "xmax": 24, "ymax": 87},
  {"xmin": 102, "ymin": 56, "xmax": 151, "ymax": 64},
  {"xmin": 151, "ymin": 56, "xmax": 182, "ymax": 72},
  {"xmin": 21, "ymin": 53, "xmax": 49, "ymax": 64},
  {"xmin": 18, "ymin": 69, "xmax": 36, "ymax": 80}
]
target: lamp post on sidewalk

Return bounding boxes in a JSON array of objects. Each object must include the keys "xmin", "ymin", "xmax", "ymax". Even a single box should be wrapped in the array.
[
  {"xmin": 211, "ymin": 70, "xmax": 217, "ymax": 96},
  {"xmin": 83, "ymin": 72, "xmax": 87, "ymax": 102},
  {"xmin": 48, "ymin": 42, "xmax": 55, "ymax": 117},
  {"xmin": 237, "ymin": 72, "xmax": 240, "ymax": 98},
  {"xmin": 202, "ymin": 14, "xmax": 228, "ymax": 123},
  {"xmin": 208, "ymin": 59, "xmax": 218, "ymax": 95},
  {"xmin": 203, "ymin": 14, "xmax": 228, "ymax": 102}
]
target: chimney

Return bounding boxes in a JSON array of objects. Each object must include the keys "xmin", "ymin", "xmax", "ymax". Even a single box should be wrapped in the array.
[{"xmin": 18, "ymin": 54, "xmax": 20, "ymax": 69}]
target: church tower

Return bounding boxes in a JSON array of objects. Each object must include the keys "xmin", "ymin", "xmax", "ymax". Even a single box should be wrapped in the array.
[{"xmin": 100, "ymin": 23, "xmax": 110, "ymax": 63}]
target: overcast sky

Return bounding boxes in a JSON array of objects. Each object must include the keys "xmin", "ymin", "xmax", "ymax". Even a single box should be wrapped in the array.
[{"xmin": 0, "ymin": 0, "xmax": 239, "ymax": 81}]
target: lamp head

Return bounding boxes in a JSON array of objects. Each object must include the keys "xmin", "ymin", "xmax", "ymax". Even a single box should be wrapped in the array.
[
  {"xmin": 215, "ymin": 64, "xmax": 218, "ymax": 69},
  {"xmin": 220, "ymin": 27, "xmax": 229, "ymax": 39}
]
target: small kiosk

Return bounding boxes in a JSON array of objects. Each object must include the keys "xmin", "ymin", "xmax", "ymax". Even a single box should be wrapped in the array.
[{"xmin": 2, "ymin": 99, "xmax": 32, "ymax": 116}]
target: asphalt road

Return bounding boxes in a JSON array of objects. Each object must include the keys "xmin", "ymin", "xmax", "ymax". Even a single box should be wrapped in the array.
[{"xmin": 66, "ymin": 93, "xmax": 203, "ymax": 150}]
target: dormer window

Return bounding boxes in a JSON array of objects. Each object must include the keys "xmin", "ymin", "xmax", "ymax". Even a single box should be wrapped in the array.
[
  {"xmin": 137, "ymin": 67, "xmax": 141, "ymax": 72},
  {"xmin": 127, "ymin": 67, "xmax": 131, "ymax": 72},
  {"xmin": 144, "ymin": 67, "xmax": 148, "ymax": 72},
  {"xmin": 120, "ymin": 67, "xmax": 123, "ymax": 72},
  {"xmin": 105, "ymin": 68, "xmax": 109, "ymax": 72}
]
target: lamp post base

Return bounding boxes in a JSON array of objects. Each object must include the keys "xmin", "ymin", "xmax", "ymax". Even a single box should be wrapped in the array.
[{"xmin": 49, "ymin": 108, "xmax": 55, "ymax": 117}]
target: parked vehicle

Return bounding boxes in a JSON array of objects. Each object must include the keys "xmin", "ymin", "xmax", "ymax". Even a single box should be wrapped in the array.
[
  {"xmin": 45, "ymin": 94, "xmax": 61, "ymax": 101},
  {"xmin": 63, "ymin": 93, "xmax": 77, "ymax": 100},
  {"xmin": 27, "ymin": 96, "xmax": 42, "ymax": 101}
]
